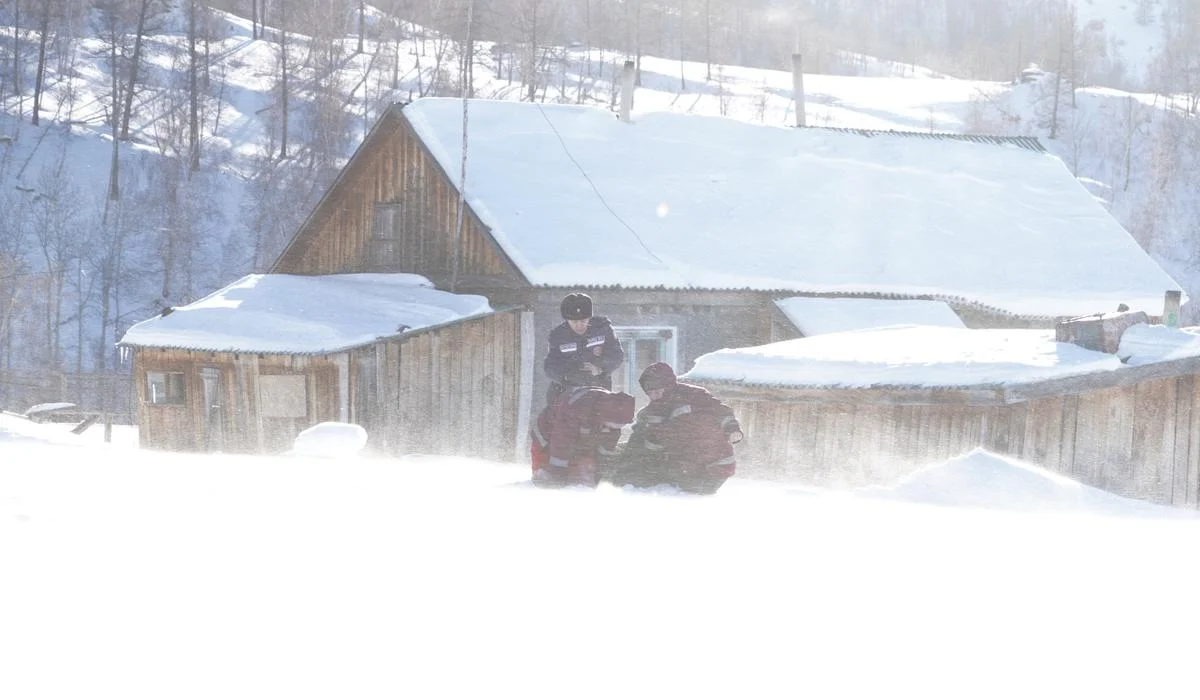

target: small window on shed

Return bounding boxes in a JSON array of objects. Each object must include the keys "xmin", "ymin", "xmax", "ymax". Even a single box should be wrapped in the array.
[{"xmin": 147, "ymin": 371, "xmax": 186, "ymax": 405}]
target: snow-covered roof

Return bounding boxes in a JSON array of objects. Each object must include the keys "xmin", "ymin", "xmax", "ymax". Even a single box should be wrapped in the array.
[
  {"xmin": 404, "ymin": 97, "xmax": 1182, "ymax": 319},
  {"xmin": 683, "ymin": 325, "xmax": 1124, "ymax": 389},
  {"xmin": 1118, "ymin": 324, "xmax": 1200, "ymax": 365},
  {"xmin": 118, "ymin": 274, "xmax": 493, "ymax": 354},
  {"xmin": 775, "ymin": 297, "xmax": 966, "ymax": 335}
]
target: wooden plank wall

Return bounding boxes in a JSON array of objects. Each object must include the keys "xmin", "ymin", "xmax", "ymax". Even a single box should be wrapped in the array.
[
  {"xmin": 726, "ymin": 373, "xmax": 1200, "ymax": 508},
  {"xmin": 281, "ymin": 112, "xmax": 514, "ymax": 282},
  {"xmin": 133, "ymin": 349, "xmax": 339, "ymax": 454},
  {"xmin": 350, "ymin": 308, "xmax": 522, "ymax": 461}
]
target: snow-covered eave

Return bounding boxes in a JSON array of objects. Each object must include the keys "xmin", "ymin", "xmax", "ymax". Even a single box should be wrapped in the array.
[
  {"xmin": 117, "ymin": 306, "xmax": 511, "ymax": 357},
  {"xmin": 690, "ymin": 353, "xmax": 1200, "ymax": 406}
]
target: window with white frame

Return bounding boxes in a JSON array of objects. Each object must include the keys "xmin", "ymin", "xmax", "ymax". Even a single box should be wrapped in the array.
[
  {"xmin": 146, "ymin": 371, "xmax": 186, "ymax": 405},
  {"xmin": 612, "ymin": 327, "xmax": 677, "ymax": 405}
]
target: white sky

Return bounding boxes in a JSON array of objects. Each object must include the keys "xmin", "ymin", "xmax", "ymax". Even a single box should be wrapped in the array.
[
  {"xmin": 3, "ymin": 415, "xmax": 1200, "ymax": 700},
  {"xmin": 407, "ymin": 97, "xmax": 1181, "ymax": 319},
  {"xmin": 118, "ymin": 274, "xmax": 491, "ymax": 354}
]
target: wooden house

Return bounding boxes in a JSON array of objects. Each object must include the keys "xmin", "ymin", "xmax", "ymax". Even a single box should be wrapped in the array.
[
  {"xmin": 270, "ymin": 97, "xmax": 1182, "ymax": 420},
  {"xmin": 683, "ymin": 319, "xmax": 1200, "ymax": 508},
  {"xmin": 118, "ymin": 274, "xmax": 529, "ymax": 457}
]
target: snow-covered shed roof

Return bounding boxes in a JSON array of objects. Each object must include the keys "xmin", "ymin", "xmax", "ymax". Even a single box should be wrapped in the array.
[
  {"xmin": 775, "ymin": 297, "xmax": 966, "ymax": 335},
  {"xmin": 118, "ymin": 274, "xmax": 493, "ymax": 355},
  {"xmin": 404, "ymin": 97, "xmax": 1181, "ymax": 319},
  {"xmin": 683, "ymin": 325, "xmax": 1125, "ymax": 390}
]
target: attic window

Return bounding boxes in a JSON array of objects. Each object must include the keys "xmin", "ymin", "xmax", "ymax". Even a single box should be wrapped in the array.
[{"xmin": 147, "ymin": 371, "xmax": 186, "ymax": 405}]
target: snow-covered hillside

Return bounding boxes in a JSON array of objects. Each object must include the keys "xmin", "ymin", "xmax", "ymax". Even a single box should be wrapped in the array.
[{"xmin": 1, "ymin": 3, "xmax": 1199, "ymax": 406}]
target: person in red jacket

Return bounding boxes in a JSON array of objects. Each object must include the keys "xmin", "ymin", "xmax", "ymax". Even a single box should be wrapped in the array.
[
  {"xmin": 609, "ymin": 362, "xmax": 743, "ymax": 494},
  {"xmin": 530, "ymin": 384, "xmax": 635, "ymax": 488}
]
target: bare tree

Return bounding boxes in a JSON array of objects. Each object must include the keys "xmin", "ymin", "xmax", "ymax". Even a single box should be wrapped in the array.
[
  {"xmin": 678, "ymin": 0, "xmax": 686, "ymax": 91},
  {"xmin": 92, "ymin": 0, "xmax": 130, "ymax": 205},
  {"xmin": 31, "ymin": 165, "xmax": 84, "ymax": 374},
  {"xmin": 358, "ymin": 0, "xmax": 367, "ymax": 54},
  {"xmin": 31, "ymin": 0, "xmax": 51, "ymax": 126},
  {"xmin": 278, "ymin": 0, "xmax": 290, "ymax": 158},
  {"xmin": 0, "ymin": 192, "xmax": 32, "ymax": 387},
  {"xmin": 189, "ymin": 0, "xmax": 201, "ymax": 170},
  {"xmin": 11, "ymin": 0, "xmax": 22, "ymax": 119},
  {"xmin": 119, "ymin": 0, "xmax": 167, "ymax": 141}
]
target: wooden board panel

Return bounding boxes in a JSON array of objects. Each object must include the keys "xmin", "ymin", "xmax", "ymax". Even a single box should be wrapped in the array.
[
  {"xmin": 1171, "ymin": 375, "xmax": 1193, "ymax": 506},
  {"xmin": 1130, "ymin": 377, "xmax": 1173, "ymax": 502}
]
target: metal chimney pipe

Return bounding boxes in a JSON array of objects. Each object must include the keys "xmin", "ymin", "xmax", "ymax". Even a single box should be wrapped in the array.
[
  {"xmin": 620, "ymin": 60, "xmax": 635, "ymax": 122},
  {"xmin": 792, "ymin": 53, "xmax": 807, "ymax": 127},
  {"xmin": 1164, "ymin": 290, "xmax": 1182, "ymax": 327}
]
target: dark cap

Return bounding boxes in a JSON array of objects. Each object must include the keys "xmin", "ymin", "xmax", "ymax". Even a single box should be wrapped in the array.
[
  {"xmin": 560, "ymin": 292, "xmax": 593, "ymax": 320},
  {"xmin": 639, "ymin": 362, "xmax": 677, "ymax": 392}
]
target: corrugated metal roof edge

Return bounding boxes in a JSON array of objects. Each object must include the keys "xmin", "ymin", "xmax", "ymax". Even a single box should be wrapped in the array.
[
  {"xmin": 118, "ymin": 305, "xmax": 523, "ymax": 356},
  {"xmin": 533, "ymin": 285, "xmax": 1062, "ymax": 322},
  {"xmin": 801, "ymin": 125, "xmax": 1046, "ymax": 153}
]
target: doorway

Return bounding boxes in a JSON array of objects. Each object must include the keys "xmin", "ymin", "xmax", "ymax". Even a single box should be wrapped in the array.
[{"xmin": 200, "ymin": 367, "xmax": 225, "ymax": 452}]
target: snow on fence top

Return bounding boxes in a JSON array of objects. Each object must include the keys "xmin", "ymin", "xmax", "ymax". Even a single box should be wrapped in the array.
[
  {"xmin": 118, "ymin": 273, "xmax": 493, "ymax": 354},
  {"xmin": 683, "ymin": 325, "xmax": 1125, "ymax": 389},
  {"xmin": 405, "ymin": 97, "xmax": 1181, "ymax": 318}
]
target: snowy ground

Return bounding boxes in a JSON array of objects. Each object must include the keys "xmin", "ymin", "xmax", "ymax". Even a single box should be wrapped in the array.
[{"xmin": 3, "ymin": 414, "xmax": 1200, "ymax": 699}]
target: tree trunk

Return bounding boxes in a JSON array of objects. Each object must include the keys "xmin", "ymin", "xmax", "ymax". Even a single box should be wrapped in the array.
[
  {"xmin": 358, "ymin": 0, "xmax": 365, "ymax": 54},
  {"xmin": 525, "ymin": 4, "xmax": 538, "ymax": 102},
  {"xmin": 635, "ymin": 0, "xmax": 643, "ymax": 86},
  {"xmin": 106, "ymin": 38, "xmax": 121, "ymax": 204},
  {"xmin": 121, "ymin": 0, "xmax": 152, "ymax": 141},
  {"xmin": 393, "ymin": 38, "xmax": 400, "ymax": 89},
  {"xmin": 679, "ymin": 0, "xmax": 685, "ymax": 91},
  {"xmin": 1050, "ymin": 31, "xmax": 1063, "ymax": 139},
  {"xmin": 252, "ymin": 0, "xmax": 258, "ymax": 40},
  {"xmin": 189, "ymin": 0, "xmax": 201, "ymax": 171},
  {"xmin": 1123, "ymin": 96, "xmax": 1135, "ymax": 192},
  {"xmin": 280, "ymin": 2, "xmax": 289, "ymax": 159},
  {"xmin": 204, "ymin": 10, "xmax": 211, "ymax": 91},
  {"xmin": 704, "ymin": 0, "xmax": 711, "ymax": 81},
  {"xmin": 32, "ymin": 4, "xmax": 49, "ymax": 127},
  {"xmin": 13, "ymin": 0, "xmax": 22, "ymax": 119}
]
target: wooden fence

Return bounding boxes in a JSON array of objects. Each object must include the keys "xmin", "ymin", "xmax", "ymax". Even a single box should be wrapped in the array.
[
  {"xmin": 0, "ymin": 370, "xmax": 135, "ymax": 424},
  {"xmin": 709, "ymin": 357, "xmax": 1200, "ymax": 508}
]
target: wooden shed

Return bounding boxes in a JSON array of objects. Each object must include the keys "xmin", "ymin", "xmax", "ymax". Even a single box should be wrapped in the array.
[
  {"xmin": 119, "ymin": 274, "xmax": 531, "ymax": 457},
  {"xmin": 685, "ymin": 323, "xmax": 1200, "ymax": 508}
]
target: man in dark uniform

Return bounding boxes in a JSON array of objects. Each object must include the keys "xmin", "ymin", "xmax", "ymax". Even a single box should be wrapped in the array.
[{"xmin": 542, "ymin": 292, "xmax": 625, "ymax": 405}]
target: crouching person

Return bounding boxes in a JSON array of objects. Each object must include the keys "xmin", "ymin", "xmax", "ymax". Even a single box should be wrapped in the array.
[
  {"xmin": 609, "ymin": 362, "xmax": 744, "ymax": 495},
  {"xmin": 531, "ymin": 384, "xmax": 635, "ymax": 488}
]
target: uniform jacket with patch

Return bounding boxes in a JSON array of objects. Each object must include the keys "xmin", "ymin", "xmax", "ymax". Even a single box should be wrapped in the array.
[{"xmin": 543, "ymin": 316, "xmax": 624, "ymax": 391}]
